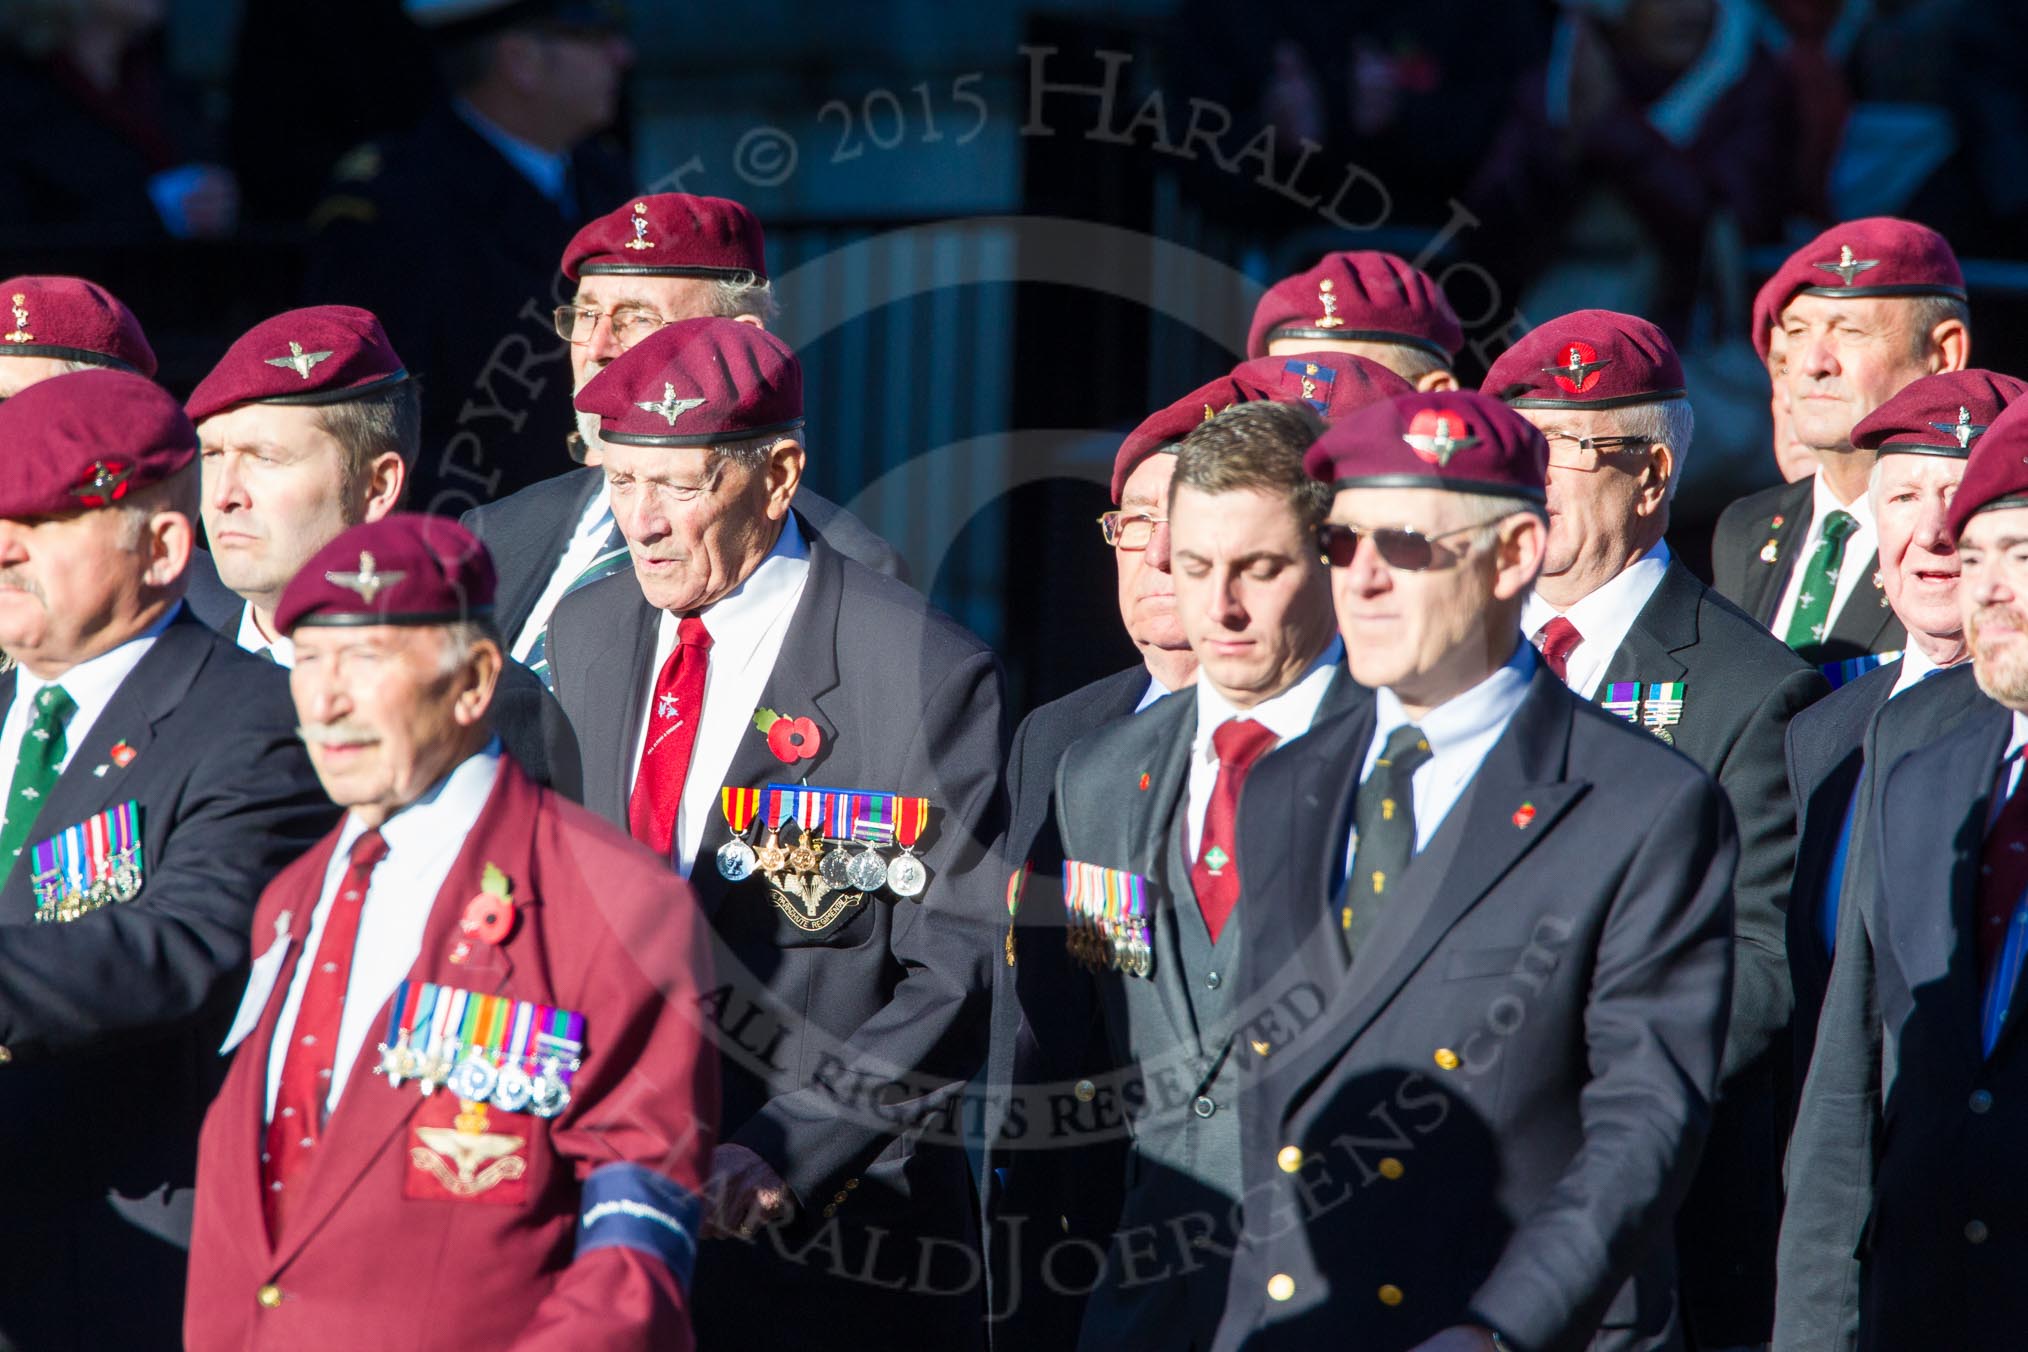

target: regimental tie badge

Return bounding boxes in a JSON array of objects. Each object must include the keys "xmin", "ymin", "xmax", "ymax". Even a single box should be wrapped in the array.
[
  {"xmin": 1543, "ymin": 340, "xmax": 1611, "ymax": 395},
  {"xmin": 1314, "ymin": 277, "xmax": 1344, "ymax": 328},
  {"xmin": 1814, "ymin": 244, "xmax": 1880, "ymax": 287},
  {"xmin": 637, "ymin": 382, "xmax": 705, "ymax": 425},
  {"xmin": 1403, "ymin": 409, "xmax": 1479, "ymax": 466},
  {"xmin": 266, "ymin": 341, "xmax": 334, "ymax": 380},
  {"xmin": 70, "ymin": 460, "xmax": 132, "ymax": 506},
  {"xmin": 4, "ymin": 292, "xmax": 31, "ymax": 344},
  {"xmin": 325, "ymin": 549, "xmax": 405, "ymax": 602},
  {"xmin": 624, "ymin": 200, "xmax": 655, "ymax": 251},
  {"xmin": 1932, "ymin": 405, "xmax": 1987, "ymax": 449}
]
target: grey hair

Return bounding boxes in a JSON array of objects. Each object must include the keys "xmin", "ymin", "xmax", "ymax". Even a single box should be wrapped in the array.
[
  {"xmin": 710, "ymin": 430, "xmax": 798, "ymax": 471},
  {"xmin": 1903, "ymin": 294, "xmax": 1972, "ymax": 359},
  {"xmin": 437, "ymin": 618, "xmax": 505, "ymax": 677},
  {"xmin": 1606, "ymin": 398, "xmax": 1697, "ymax": 501},
  {"xmin": 115, "ymin": 463, "xmax": 200, "ymax": 551},
  {"xmin": 710, "ymin": 276, "xmax": 779, "ymax": 324}
]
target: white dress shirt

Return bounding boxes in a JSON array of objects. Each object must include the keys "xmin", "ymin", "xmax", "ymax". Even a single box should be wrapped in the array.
[
  {"xmin": 1887, "ymin": 645, "xmax": 1956, "ymax": 699},
  {"xmin": 0, "ymin": 604, "xmax": 179, "ymax": 803},
  {"xmin": 1349, "ymin": 641, "xmax": 1536, "ymax": 873},
  {"xmin": 234, "ymin": 602, "xmax": 295, "ymax": 667},
  {"xmin": 1135, "ymin": 674, "xmax": 1173, "ymax": 714},
  {"xmin": 262, "ymin": 741, "xmax": 502, "ymax": 1121},
  {"xmin": 511, "ymin": 490, "xmax": 618, "ymax": 661},
  {"xmin": 630, "ymin": 514, "xmax": 811, "ymax": 877},
  {"xmin": 1771, "ymin": 473, "xmax": 1879, "ymax": 640},
  {"xmin": 1186, "ymin": 639, "xmax": 1343, "ymax": 858},
  {"xmin": 1521, "ymin": 541, "xmax": 1672, "ymax": 699}
]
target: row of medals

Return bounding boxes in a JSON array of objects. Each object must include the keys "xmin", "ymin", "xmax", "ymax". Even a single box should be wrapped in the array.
[
  {"xmin": 1069, "ymin": 919, "xmax": 1153, "ymax": 977},
  {"xmin": 34, "ymin": 858, "xmax": 143, "ymax": 923},
  {"xmin": 376, "ymin": 1038, "xmax": 581, "ymax": 1118},
  {"xmin": 716, "ymin": 826, "xmax": 927, "ymax": 898}
]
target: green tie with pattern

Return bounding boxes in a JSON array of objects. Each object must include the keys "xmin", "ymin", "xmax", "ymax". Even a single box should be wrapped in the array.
[
  {"xmin": 1342, "ymin": 723, "xmax": 1434, "ymax": 960},
  {"xmin": 1782, "ymin": 509, "xmax": 1859, "ymax": 654},
  {"xmin": 0, "ymin": 684, "xmax": 74, "ymax": 882}
]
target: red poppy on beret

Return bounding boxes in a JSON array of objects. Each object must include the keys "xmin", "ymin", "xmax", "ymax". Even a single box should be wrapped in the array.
[
  {"xmin": 1304, "ymin": 390, "xmax": 1549, "ymax": 501},
  {"xmin": 1245, "ymin": 251, "xmax": 1462, "ymax": 363},
  {"xmin": 574, "ymin": 316, "xmax": 802, "ymax": 448},
  {"xmin": 562, "ymin": 193, "xmax": 768, "ymax": 282},
  {"xmin": 1482, "ymin": 309, "xmax": 1686, "ymax": 411},
  {"xmin": 185, "ymin": 306, "xmax": 408, "ymax": 424},
  {"xmin": 1110, "ymin": 353, "xmax": 1411, "ymax": 503},
  {"xmin": 1853, "ymin": 369, "xmax": 2028, "ymax": 460},
  {"xmin": 0, "ymin": 369, "xmax": 195, "ymax": 518},
  {"xmin": 275, "ymin": 513, "xmax": 497, "ymax": 633},
  {"xmin": 0, "ymin": 276, "xmax": 156, "ymax": 377},
  {"xmin": 1755, "ymin": 217, "xmax": 1965, "ymax": 362}
]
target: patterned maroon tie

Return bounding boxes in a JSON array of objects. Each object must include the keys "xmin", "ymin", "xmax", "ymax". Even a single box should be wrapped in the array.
[
  {"xmin": 1535, "ymin": 616, "xmax": 1584, "ymax": 683},
  {"xmin": 1191, "ymin": 719, "xmax": 1281, "ymax": 943},
  {"xmin": 629, "ymin": 616, "xmax": 712, "ymax": 857}
]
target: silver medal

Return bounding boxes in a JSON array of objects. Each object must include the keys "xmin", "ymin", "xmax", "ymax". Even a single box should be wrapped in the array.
[
  {"xmin": 716, "ymin": 835, "xmax": 757, "ymax": 882},
  {"xmin": 819, "ymin": 841, "xmax": 855, "ymax": 888},
  {"xmin": 886, "ymin": 851, "xmax": 927, "ymax": 898},
  {"xmin": 530, "ymin": 1072, "xmax": 571, "ymax": 1119},
  {"xmin": 111, "ymin": 864, "xmax": 142, "ymax": 903},
  {"xmin": 847, "ymin": 846, "xmax": 888, "ymax": 893},
  {"xmin": 446, "ymin": 1053, "xmax": 499, "ymax": 1103},
  {"xmin": 492, "ymin": 1062, "xmax": 535, "ymax": 1113}
]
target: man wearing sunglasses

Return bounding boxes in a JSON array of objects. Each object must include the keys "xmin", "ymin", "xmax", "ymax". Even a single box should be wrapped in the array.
[
  {"xmin": 1214, "ymin": 390, "xmax": 1736, "ymax": 1352},
  {"xmin": 1486, "ymin": 311, "xmax": 1825, "ymax": 1352},
  {"xmin": 461, "ymin": 192, "xmax": 902, "ymax": 691}
]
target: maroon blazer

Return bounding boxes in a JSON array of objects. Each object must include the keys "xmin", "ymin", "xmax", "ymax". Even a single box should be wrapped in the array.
[{"xmin": 186, "ymin": 757, "xmax": 718, "ymax": 1352}]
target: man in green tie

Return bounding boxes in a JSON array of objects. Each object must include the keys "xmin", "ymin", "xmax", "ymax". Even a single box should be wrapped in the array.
[
  {"xmin": 0, "ymin": 368, "xmax": 333, "ymax": 1349},
  {"xmin": 1713, "ymin": 217, "xmax": 1973, "ymax": 667}
]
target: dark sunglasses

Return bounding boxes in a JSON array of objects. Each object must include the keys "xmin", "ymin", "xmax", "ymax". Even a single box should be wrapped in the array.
[{"xmin": 1317, "ymin": 520, "xmax": 1488, "ymax": 572}]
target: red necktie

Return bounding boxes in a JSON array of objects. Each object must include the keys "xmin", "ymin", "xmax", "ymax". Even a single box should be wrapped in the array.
[
  {"xmin": 1191, "ymin": 719, "xmax": 1280, "ymax": 943},
  {"xmin": 1535, "ymin": 616, "xmax": 1583, "ymax": 683},
  {"xmin": 1978, "ymin": 760, "xmax": 2028, "ymax": 980},
  {"xmin": 264, "ymin": 828, "xmax": 387, "ymax": 1235},
  {"xmin": 629, "ymin": 616, "xmax": 712, "ymax": 858}
]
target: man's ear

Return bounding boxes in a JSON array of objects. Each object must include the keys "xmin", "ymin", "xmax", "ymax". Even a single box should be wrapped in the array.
[
  {"xmin": 763, "ymin": 439, "xmax": 805, "ymax": 522},
  {"xmin": 1492, "ymin": 512, "xmax": 1548, "ymax": 601},
  {"xmin": 1931, "ymin": 316, "xmax": 1972, "ymax": 373},
  {"xmin": 453, "ymin": 637, "xmax": 505, "ymax": 728},
  {"xmin": 361, "ymin": 452, "xmax": 407, "ymax": 522},
  {"xmin": 147, "ymin": 511, "xmax": 195, "ymax": 589}
]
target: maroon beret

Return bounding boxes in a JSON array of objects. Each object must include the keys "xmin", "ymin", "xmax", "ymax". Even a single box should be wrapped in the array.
[
  {"xmin": 185, "ymin": 306, "xmax": 408, "ymax": 423},
  {"xmin": 1750, "ymin": 269, "xmax": 1789, "ymax": 364},
  {"xmin": 1757, "ymin": 217, "xmax": 1965, "ymax": 357},
  {"xmin": 1482, "ymin": 309, "xmax": 1686, "ymax": 411},
  {"xmin": 575, "ymin": 316, "xmax": 802, "ymax": 448},
  {"xmin": 1109, "ymin": 354, "xmax": 1411, "ymax": 503},
  {"xmin": 0, "ymin": 276, "xmax": 156, "ymax": 377},
  {"xmin": 276, "ymin": 513, "xmax": 497, "ymax": 633},
  {"xmin": 1853, "ymin": 369, "xmax": 2028, "ymax": 460},
  {"xmin": 1304, "ymin": 390, "xmax": 1549, "ymax": 501},
  {"xmin": 0, "ymin": 369, "xmax": 195, "ymax": 517},
  {"xmin": 1245, "ymin": 251, "xmax": 1463, "ymax": 363},
  {"xmin": 562, "ymin": 194, "xmax": 768, "ymax": 282}
]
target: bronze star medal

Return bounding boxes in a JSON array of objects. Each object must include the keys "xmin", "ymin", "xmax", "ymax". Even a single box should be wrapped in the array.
[
  {"xmin": 1813, "ymin": 244, "xmax": 1881, "ymax": 287},
  {"xmin": 636, "ymin": 382, "xmax": 705, "ymax": 426},
  {"xmin": 325, "ymin": 549, "xmax": 406, "ymax": 603},
  {"xmin": 266, "ymin": 341, "xmax": 335, "ymax": 379},
  {"xmin": 1931, "ymin": 405, "xmax": 1987, "ymax": 449}
]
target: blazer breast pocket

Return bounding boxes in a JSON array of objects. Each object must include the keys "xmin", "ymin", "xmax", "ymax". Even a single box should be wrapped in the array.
[
  {"xmin": 402, "ymin": 1090, "xmax": 545, "ymax": 1206},
  {"xmin": 716, "ymin": 875, "xmax": 884, "ymax": 952},
  {"xmin": 1443, "ymin": 946, "xmax": 1529, "ymax": 981}
]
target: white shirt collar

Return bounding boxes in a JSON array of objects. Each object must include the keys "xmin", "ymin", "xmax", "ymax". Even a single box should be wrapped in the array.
[
  {"xmin": 1811, "ymin": 466, "xmax": 1877, "ymax": 536},
  {"xmin": 1191, "ymin": 637, "xmax": 1344, "ymax": 763},
  {"xmin": 234, "ymin": 602, "xmax": 294, "ymax": 667},
  {"xmin": 665, "ymin": 511, "xmax": 811, "ymax": 659},
  {"xmin": 1134, "ymin": 675, "xmax": 1169, "ymax": 713},
  {"xmin": 1521, "ymin": 541, "xmax": 1671, "ymax": 697},
  {"xmin": 2008, "ymin": 711, "xmax": 2028, "ymax": 766},
  {"xmin": 454, "ymin": 99, "xmax": 570, "ymax": 205},
  {"xmin": 1374, "ymin": 638, "xmax": 1537, "ymax": 756},
  {"xmin": 16, "ymin": 603, "xmax": 180, "ymax": 724},
  {"xmin": 331, "ymin": 737, "xmax": 503, "ymax": 862}
]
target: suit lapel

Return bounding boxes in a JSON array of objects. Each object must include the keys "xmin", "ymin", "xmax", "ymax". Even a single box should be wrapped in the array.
[
  {"xmin": 1138, "ymin": 703, "xmax": 1201, "ymax": 1049},
  {"xmin": 1746, "ymin": 482, "xmax": 1813, "ymax": 625},
  {"xmin": 1280, "ymin": 669, "xmax": 1589, "ymax": 1119},
  {"xmin": 687, "ymin": 537, "xmax": 846, "ymax": 919},
  {"xmin": 566, "ymin": 575, "xmax": 659, "ymax": 823},
  {"xmin": 1826, "ymin": 551, "xmax": 1896, "ymax": 654},
  {"xmin": 1595, "ymin": 562, "xmax": 1697, "ymax": 693}
]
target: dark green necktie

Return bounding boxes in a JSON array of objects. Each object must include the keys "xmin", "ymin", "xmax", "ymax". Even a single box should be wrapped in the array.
[
  {"xmin": 0, "ymin": 684, "xmax": 74, "ymax": 882},
  {"xmin": 525, "ymin": 516, "xmax": 630, "ymax": 691},
  {"xmin": 1342, "ymin": 723, "xmax": 1433, "ymax": 960},
  {"xmin": 1783, "ymin": 509, "xmax": 1858, "ymax": 652}
]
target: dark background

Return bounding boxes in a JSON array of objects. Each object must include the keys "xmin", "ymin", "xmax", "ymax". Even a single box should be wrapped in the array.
[{"xmin": 7, "ymin": 0, "xmax": 2025, "ymax": 714}]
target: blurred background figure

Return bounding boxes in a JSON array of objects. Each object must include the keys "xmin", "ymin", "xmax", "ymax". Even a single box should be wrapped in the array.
[{"xmin": 0, "ymin": 0, "xmax": 238, "ymax": 241}]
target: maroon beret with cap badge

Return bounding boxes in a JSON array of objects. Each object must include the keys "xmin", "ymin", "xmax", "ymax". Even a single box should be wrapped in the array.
[
  {"xmin": 0, "ymin": 276, "xmax": 156, "ymax": 377},
  {"xmin": 185, "ymin": 306, "xmax": 409, "ymax": 423},
  {"xmin": 1853, "ymin": 369, "xmax": 2028, "ymax": 460},
  {"xmin": 275, "ymin": 514, "xmax": 497, "ymax": 633},
  {"xmin": 0, "ymin": 369, "xmax": 195, "ymax": 517},
  {"xmin": 562, "ymin": 193, "xmax": 768, "ymax": 282},
  {"xmin": 1110, "ymin": 352, "xmax": 1412, "ymax": 503},
  {"xmin": 1304, "ymin": 390, "xmax": 1549, "ymax": 501},
  {"xmin": 1482, "ymin": 309, "xmax": 1686, "ymax": 411},
  {"xmin": 1756, "ymin": 217, "xmax": 1965, "ymax": 361},
  {"xmin": 1245, "ymin": 251, "xmax": 1463, "ymax": 363},
  {"xmin": 574, "ymin": 316, "xmax": 803, "ymax": 448}
]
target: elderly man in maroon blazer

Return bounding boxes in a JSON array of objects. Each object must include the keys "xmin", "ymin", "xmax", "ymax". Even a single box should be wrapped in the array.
[{"xmin": 185, "ymin": 514, "xmax": 717, "ymax": 1352}]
